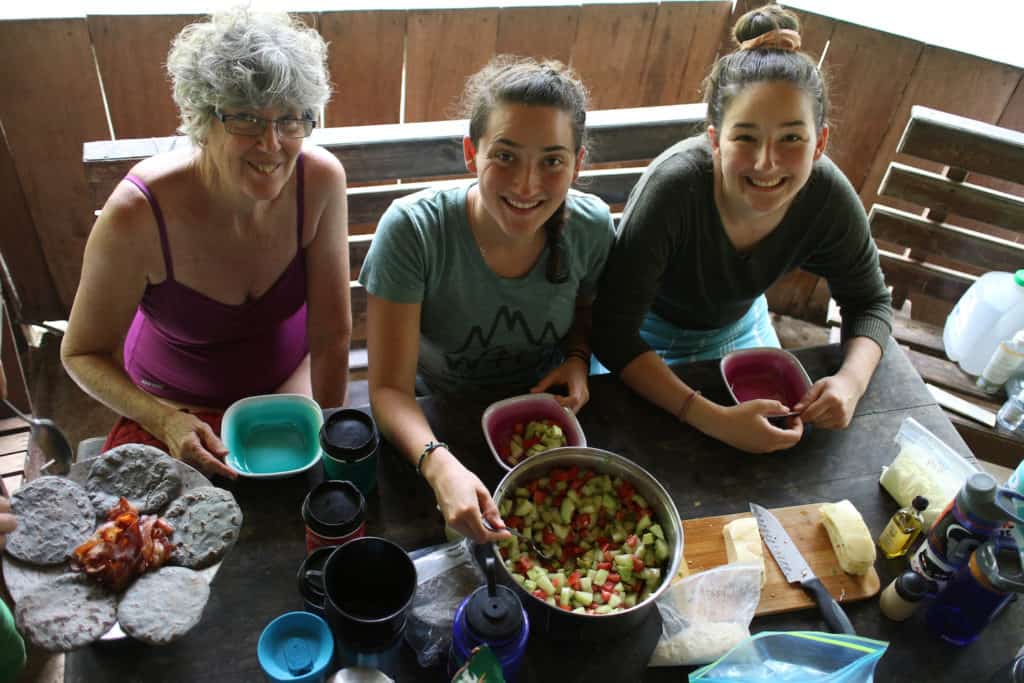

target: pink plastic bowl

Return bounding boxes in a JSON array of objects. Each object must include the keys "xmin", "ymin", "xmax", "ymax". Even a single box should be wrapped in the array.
[
  {"xmin": 720, "ymin": 348, "xmax": 812, "ymax": 407},
  {"xmin": 481, "ymin": 393, "xmax": 586, "ymax": 471}
]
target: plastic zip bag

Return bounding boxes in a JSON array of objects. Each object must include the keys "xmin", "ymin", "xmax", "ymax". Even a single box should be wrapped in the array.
[
  {"xmin": 879, "ymin": 417, "xmax": 979, "ymax": 526},
  {"xmin": 404, "ymin": 539, "xmax": 485, "ymax": 668},
  {"xmin": 649, "ymin": 563, "xmax": 762, "ymax": 667},
  {"xmin": 690, "ymin": 631, "xmax": 888, "ymax": 683}
]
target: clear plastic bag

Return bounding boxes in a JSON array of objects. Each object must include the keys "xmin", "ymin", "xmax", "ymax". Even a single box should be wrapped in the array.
[
  {"xmin": 404, "ymin": 539, "xmax": 485, "ymax": 668},
  {"xmin": 879, "ymin": 417, "xmax": 979, "ymax": 526},
  {"xmin": 689, "ymin": 631, "xmax": 888, "ymax": 683},
  {"xmin": 649, "ymin": 563, "xmax": 762, "ymax": 667}
]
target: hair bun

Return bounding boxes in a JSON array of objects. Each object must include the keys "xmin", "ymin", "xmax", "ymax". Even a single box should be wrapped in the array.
[{"xmin": 733, "ymin": 4, "xmax": 801, "ymax": 47}]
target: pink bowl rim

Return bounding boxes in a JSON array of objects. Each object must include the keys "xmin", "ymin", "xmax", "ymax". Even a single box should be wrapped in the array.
[{"xmin": 719, "ymin": 347, "xmax": 812, "ymax": 405}]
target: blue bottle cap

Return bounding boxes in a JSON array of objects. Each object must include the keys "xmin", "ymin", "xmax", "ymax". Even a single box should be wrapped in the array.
[{"xmin": 466, "ymin": 558, "xmax": 524, "ymax": 641}]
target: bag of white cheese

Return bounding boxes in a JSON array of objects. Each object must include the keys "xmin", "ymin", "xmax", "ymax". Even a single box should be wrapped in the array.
[
  {"xmin": 648, "ymin": 563, "xmax": 761, "ymax": 667},
  {"xmin": 879, "ymin": 417, "xmax": 979, "ymax": 526}
]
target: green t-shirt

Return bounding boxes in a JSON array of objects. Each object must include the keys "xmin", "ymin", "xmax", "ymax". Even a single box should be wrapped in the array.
[
  {"xmin": 360, "ymin": 183, "xmax": 614, "ymax": 393},
  {"xmin": 0, "ymin": 598, "xmax": 26, "ymax": 683}
]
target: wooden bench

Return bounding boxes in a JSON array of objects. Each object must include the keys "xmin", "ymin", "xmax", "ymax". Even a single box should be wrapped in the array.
[
  {"xmin": 83, "ymin": 104, "xmax": 707, "ymax": 370},
  {"xmin": 849, "ymin": 106, "xmax": 1024, "ymax": 467}
]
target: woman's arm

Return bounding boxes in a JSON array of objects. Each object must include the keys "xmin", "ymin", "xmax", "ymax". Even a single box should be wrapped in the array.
[
  {"xmin": 620, "ymin": 350, "xmax": 803, "ymax": 453},
  {"xmin": 531, "ymin": 294, "xmax": 593, "ymax": 413},
  {"xmin": 304, "ymin": 149, "xmax": 351, "ymax": 409},
  {"xmin": 367, "ymin": 294, "xmax": 507, "ymax": 544},
  {"xmin": 61, "ymin": 182, "xmax": 236, "ymax": 478},
  {"xmin": 794, "ymin": 336, "xmax": 881, "ymax": 429}
]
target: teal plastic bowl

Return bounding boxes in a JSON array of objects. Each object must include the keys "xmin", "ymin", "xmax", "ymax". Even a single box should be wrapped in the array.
[
  {"xmin": 222, "ymin": 394, "xmax": 323, "ymax": 478},
  {"xmin": 257, "ymin": 611, "xmax": 334, "ymax": 682}
]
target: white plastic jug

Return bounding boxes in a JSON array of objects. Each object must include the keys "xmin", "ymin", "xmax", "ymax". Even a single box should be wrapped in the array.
[{"xmin": 943, "ymin": 270, "xmax": 1024, "ymax": 375}]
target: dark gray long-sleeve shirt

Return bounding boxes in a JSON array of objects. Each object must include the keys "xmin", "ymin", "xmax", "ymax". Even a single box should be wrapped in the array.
[{"xmin": 591, "ymin": 136, "xmax": 892, "ymax": 373}]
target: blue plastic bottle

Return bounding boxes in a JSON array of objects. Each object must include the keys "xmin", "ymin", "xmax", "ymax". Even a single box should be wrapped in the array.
[
  {"xmin": 449, "ymin": 557, "xmax": 529, "ymax": 682},
  {"xmin": 927, "ymin": 535, "xmax": 1024, "ymax": 645}
]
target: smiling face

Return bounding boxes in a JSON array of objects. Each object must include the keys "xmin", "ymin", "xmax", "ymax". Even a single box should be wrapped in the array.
[
  {"xmin": 203, "ymin": 105, "xmax": 305, "ymax": 203},
  {"xmin": 708, "ymin": 81, "xmax": 828, "ymax": 223},
  {"xmin": 464, "ymin": 103, "xmax": 584, "ymax": 243}
]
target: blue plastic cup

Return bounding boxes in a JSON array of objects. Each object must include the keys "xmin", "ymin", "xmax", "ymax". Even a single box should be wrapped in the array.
[
  {"xmin": 320, "ymin": 410, "xmax": 379, "ymax": 496},
  {"xmin": 257, "ymin": 611, "xmax": 334, "ymax": 683}
]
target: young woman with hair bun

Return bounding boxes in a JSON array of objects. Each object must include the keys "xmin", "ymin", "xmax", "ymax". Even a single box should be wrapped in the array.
[
  {"xmin": 591, "ymin": 4, "xmax": 892, "ymax": 453},
  {"xmin": 360, "ymin": 56, "xmax": 614, "ymax": 542}
]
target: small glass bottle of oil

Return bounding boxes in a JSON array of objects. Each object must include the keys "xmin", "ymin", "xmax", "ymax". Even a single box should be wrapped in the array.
[{"xmin": 878, "ymin": 495, "xmax": 929, "ymax": 558}]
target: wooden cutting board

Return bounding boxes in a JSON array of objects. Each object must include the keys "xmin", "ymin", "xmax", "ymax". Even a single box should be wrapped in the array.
[{"xmin": 680, "ymin": 504, "xmax": 881, "ymax": 617}]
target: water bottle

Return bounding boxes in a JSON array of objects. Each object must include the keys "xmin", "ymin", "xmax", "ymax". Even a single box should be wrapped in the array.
[
  {"xmin": 910, "ymin": 471, "xmax": 1024, "ymax": 591},
  {"xmin": 449, "ymin": 557, "xmax": 529, "ymax": 682},
  {"xmin": 996, "ymin": 387, "xmax": 1024, "ymax": 439},
  {"xmin": 944, "ymin": 270, "xmax": 1024, "ymax": 375},
  {"xmin": 926, "ymin": 535, "xmax": 1024, "ymax": 646},
  {"xmin": 1007, "ymin": 372, "xmax": 1024, "ymax": 400},
  {"xmin": 979, "ymin": 331, "xmax": 1024, "ymax": 394}
]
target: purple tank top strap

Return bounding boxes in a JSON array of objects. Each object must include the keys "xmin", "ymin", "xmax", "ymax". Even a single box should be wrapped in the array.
[
  {"xmin": 124, "ymin": 174, "xmax": 175, "ymax": 281},
  {"xmin": 296, "ymin": 153, "xmax": 305, "ymax": 247}
]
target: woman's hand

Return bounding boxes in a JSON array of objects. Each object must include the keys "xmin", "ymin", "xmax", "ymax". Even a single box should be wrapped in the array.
[
  {"xmin": 794, "ymin": 374, "xmax": 862, "ymax": 429},
  {"xmin": 530, "ymin": 357, "xmax": 590, "ymax": 413},
  {"xmin": 428, "ymin": 454, "xmax": 509, "ymax": 544},
  {"xmin": 159, "ymin": 411, "xmax": 238, "ymax": 479},
  {"xmin": 0, "ymin": 496, "xmax": 16, "ymax": 551},
  {"xmin": 699, "ymin": 399, "xmax": 804, "ymax": 453}
]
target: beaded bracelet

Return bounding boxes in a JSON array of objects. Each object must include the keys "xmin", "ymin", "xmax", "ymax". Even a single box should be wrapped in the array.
[
  {"xmin": 416, "ymin": 441, "xmax": 449, "ymax": 476},
  {"xmin": 676, "ymin": 390, "xmax": 701, "ymax": 424}
]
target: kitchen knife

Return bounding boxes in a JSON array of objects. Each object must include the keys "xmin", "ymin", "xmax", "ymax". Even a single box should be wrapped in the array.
[{"xmin": 750, "ymin": 502, "xmax": 856, "ymax": 634}]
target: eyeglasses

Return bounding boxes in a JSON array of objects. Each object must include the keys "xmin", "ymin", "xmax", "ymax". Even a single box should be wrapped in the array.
[{"xmin": 216, "ymin": 111, "xmax": 316, "ymax": 139}]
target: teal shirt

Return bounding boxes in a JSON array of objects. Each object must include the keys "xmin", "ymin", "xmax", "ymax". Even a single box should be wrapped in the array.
[{"xmin": 360, "ymin": 183, "xmax": 614, "ymax": 394}]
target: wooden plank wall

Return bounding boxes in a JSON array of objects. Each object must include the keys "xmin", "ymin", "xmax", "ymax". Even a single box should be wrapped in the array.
[{"xmin": 0, "ymin": 2, "xmax": 1022, "ymax": 326}]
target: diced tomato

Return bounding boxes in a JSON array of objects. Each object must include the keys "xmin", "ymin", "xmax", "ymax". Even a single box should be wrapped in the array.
[
  {"xmin": 565, "ymin": 529, "xmax": 577, "ymax": 544},
  {"xmin": 633, "ymin": 557, "xmax": 645, "ymax": 573},
  {"xmin": 516, "ymin": 555, "xmax": 534, "ymax": 572},
  {"xmin": 597, "ymin": 561, "xmax": 612, "ymax": 570},
  {"xmin": 603, "ymin": 581, "xmax": 616, "ymax": 593},
  {"xmin": 570, "ymin": 477, "xmax": 586, "ymax": 490},
  {"xmin": 532, "ymin": 589, "xmax": 547, "ymax": 600},
  {"xmin": 568, "ymin": 571, "xmax": 581, "ymax": 590},
  {"xmin": 550, "ymin": 468, "xmax": 570, "ymax": 482},
  {"xmin": 598, "ymin": 540, "xmax": 610, "ymax": 551},
  {"xmin": 542, "ymin": 530, "xmax": 557, "ymax": 545},
  {"xmin": 526, "ymin": 480, "xmax": 540, "ymax": 493},
  {"xmin": 614, "ymin": 510, "xmax": 625, "ymax": 521},
  {"xmin": 603, "ymin": 550, "xmax": 614, "ymax": 562},
  {"xmin": 506, "ymin": 516, "xmax": 524, "ymax": 531},
  {"xmin": 560, "ymin": 603, "xmax": 573, "ymax": 611},
  {"xmin": 533, "ymin": 490, "xmax": 548, "ymax": 505},
  {"xmin": 608, "ymin": 573, "xmax": 621, "ymax": 584},
  {"xmin": 553, "ymin": 493, "xmax": 565, "ymax": 508},
  {"xmin": 572, "ymin": 513, "xmax": 591, "ymax": 531},
  {"xmin": 566, "ymin": 465, "xmax": 579, "ymax": 481},
  {"xmin": 551, "ymin": 576, "xmax": 561, "ymax": 589},
  {"xmin": 617, "ymin": 482, "xmax": 635, "ymax": 501},
  {"xmin": 514, "ymin": 423, "xmax": 524, "ymax": 435},
  {"xmin": 523, "ymin": 436, "xmax": 540, "ymax": 449},
  {"xmin": 625, "ymin": 534, "xmax": 639, "ymax": 549},
  {"xmin": 601, "ymin": 589, "xmax": 612, "ymax": 603}
]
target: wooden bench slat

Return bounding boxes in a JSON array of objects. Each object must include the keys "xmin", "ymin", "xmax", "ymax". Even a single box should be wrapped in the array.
[
  {"xmin": 870, "ymin": 204, "xmax": 1024, "ymax": 272},
  {"xmin": 898, "ymin": 105, "xmax": 1024, "ymax": 185},
  {"xmin": 0, "ymin": 451, "xmax": 24, "ymax": 477},
  {"xmin": 878, "ymin": 249, "xmax": 974, "ymax": 303},
  {"xmin": 0, "ymin": 431, "xmax": 28, "ymax": 457},
  {"xmin": 900, "ymin": 344, "xmax": 993, "ymax": 402},
  {"xmin": 84, "ymin": 104, "xmax": 706, "ymax": 205},
  {"xmin": 880, "ymin": 163, "xmax": 1024, "ymax": 232}
]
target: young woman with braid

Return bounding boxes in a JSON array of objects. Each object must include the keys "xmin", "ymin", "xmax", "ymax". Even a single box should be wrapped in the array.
[{"xmin": 360, "ymin": 57, "xmax": 614, "ymax": 542}]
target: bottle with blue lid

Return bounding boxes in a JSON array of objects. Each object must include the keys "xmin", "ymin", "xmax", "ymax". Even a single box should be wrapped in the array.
[{"xmin": 449, "ymin": 557, "xmax": 529, "ymax": 682}]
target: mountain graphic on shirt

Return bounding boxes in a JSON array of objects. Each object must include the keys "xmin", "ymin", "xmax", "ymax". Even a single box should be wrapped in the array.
[{"xmin": 445, "ymin": 305, "xmax": 560, "ymax": 377}]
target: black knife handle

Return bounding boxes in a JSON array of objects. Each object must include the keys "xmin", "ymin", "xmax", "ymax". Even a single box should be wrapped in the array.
[{"xmin": 803, "ymin": 577, "xmax": 856, "ymax": 634}]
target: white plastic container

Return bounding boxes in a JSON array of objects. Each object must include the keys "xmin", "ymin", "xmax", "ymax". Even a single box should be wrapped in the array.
[
  {"xmin": 978, "ymin": 330, "xmax": 1024, "ymax": 393},
  {"xmin": 943, "ymin": 270, "xmax": 1024, "ymax": 375}
]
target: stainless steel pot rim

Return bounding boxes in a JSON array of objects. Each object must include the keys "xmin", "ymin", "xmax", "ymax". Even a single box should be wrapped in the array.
[{"xmin": 490, "ymin": 446, "xmax": 683, "ymax": 619}]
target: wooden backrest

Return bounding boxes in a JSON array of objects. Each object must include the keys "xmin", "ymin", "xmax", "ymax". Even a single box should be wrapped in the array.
[
  {"xmin": 83, "ymin": 104, "xmax": 707, "ymax": 344},
  {"xmin": 870, "ymin": 106, "xmax": 1024, "ymax": 312}
]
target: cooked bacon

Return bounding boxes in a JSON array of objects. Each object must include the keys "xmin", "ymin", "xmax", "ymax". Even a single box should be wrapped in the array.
[{"xmin": 71, "ymin": 497, "xmax": 175, "ymax": 592}]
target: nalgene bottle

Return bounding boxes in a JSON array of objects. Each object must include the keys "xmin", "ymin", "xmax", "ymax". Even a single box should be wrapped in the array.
[
  {"xmin": 449, "ymin": 557, "xmax": 529, "ymax": 682},
  {"xmin": 910, "ymin": 472, "xmax": 1024, "ymax": 591},
  {"xmin": 926, "ymin": 535, "xmax": 1024, "ymax": 645}
]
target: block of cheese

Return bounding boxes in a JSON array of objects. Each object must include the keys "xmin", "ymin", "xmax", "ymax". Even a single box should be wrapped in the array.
[
  {"xmin": 722, "ymin": 517, "xmax": 766, "ymax": 586},
  {"xmin": 819, "ymin": 500, "xmax": 876, "ymax": 575}
]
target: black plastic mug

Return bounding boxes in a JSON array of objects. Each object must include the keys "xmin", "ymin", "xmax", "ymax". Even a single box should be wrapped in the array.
[
  {"xmin": 320, "ymin": 409, "xmax": 380, "ymax": 496},
  {"xmin": 322, "ymin": 537, "xmax": 417, "ymax": 651},
  {"xmin": 296, "ymin": 545, "xmax": 335, "ymax": 617}
]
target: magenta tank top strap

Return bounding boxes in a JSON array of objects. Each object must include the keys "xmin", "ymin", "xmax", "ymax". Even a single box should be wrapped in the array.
[
  {"xmin": 124, "ymin": 174, "xmax": 175, "ymax": 281},
  {"xmin": 296, "ymin": 153, "xmax": 305, "ymax": 246}
]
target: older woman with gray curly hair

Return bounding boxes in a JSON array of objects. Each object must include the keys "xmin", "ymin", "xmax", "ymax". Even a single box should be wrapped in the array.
[{"xmin": 62, "ymin": 8, "xmax": 351, "ymax": 478}]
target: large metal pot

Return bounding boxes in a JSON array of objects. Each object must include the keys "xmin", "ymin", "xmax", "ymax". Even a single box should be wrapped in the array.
[{"xmin": 489, "ymin": 447, "xmax": 683, "ymax": 641}]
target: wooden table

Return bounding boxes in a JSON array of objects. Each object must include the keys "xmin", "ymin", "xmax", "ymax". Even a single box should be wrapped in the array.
[{"xmin": 62, "ymin": 340, "xmax": 1023, "ymax": 682}]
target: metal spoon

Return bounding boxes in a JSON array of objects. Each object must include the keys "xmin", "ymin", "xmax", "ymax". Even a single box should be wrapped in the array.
[
  {"xmin": 484, "ymin": 519, "xmax": 554, "ymax": 561},
  {"xmin": 3, "ymin": 399, "xmax": 73, "ymax": 475}
]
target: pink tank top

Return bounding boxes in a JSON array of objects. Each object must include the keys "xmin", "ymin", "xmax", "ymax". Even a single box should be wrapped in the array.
[{"xmin": 123, "ymin": 156, "xmax": 309, "ymax": 409}]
